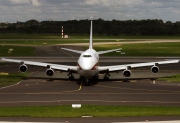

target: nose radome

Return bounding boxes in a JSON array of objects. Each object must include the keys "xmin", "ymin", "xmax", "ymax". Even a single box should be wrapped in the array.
[
  {"xmin": 81, "ymin": 64, "xmax": 92, "ymax": 70},
  {"xmin": 80, "ymin": 62, "xmax": 93, "ymax": 70}
]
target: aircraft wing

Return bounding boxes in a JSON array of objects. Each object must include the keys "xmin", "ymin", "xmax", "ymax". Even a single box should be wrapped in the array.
[
  {"xmin": 61, "ymin": 48, "xmax": 83, "ymax": 54},
  {"xmin": 98, "ymin": 60, "xmax": 179, "ymax": 72},
  {"xmin": 1, "ymin": 58, "xmax": 77, "ymax": 72}
]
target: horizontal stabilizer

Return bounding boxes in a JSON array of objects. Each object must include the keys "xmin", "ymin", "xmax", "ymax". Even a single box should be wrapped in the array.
[
  {"xmin": 61, "ymin": 48, "xmax": 83, "ymax": 54},
  {"xmin": 98, "ymin": 48, "xmax": 121, "ymax": 55}
]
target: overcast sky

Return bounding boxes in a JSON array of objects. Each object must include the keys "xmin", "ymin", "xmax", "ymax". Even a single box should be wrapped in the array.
[{"xmin": 1, "ymin": 0, "xmax": 180, "ymax": 22}]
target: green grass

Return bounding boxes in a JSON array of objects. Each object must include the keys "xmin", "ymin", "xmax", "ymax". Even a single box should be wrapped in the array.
[
  {"xmin": 0, "ymin": 39, "xmax": 118, "ymax": 45},
  {"xmin": 159, "ymin": 74, "xmax": 180, "ymax": 82},
  {"xmin": 93, "ymin": 42, "xmax": 180, "ymax": 56},
  {"xmin": 121, "ymin": 42, "xmax": 180, "ymax": 56},
  {"xmin": 0, "ymin": 73, "xmax": 29, "ymax": 87},
  {"xmin": 0, "ymin": 42, "xmax": 180, "ymax": 57},
  {"xmin": 0, "ymin": 46, "xmax": 35, "ymax": 56},
  {"xmin": 0, "ymin": 105, "xmax": 180, "ymax": 118}
]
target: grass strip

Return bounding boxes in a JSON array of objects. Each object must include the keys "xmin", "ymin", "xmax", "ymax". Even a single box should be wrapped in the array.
[
  {"xmin": 1, "ymin": 42, "xmax": 180, "ymax": 56},
  {"xmin": 0, "ymin": 40, "xmax": 116, "ymax": 45},
  {"xmin": 159, "ymin": 74, "xmax": 180, "ymax": 83},
  {"xmin": 93, "ymin": 42, "xmax": 180, "ymax": 56},
  {"xmin": 0, "ymin": 105, "xmax": 180, "ymax": 118},
  {"xmin": 0, "ymin": 46, "xmax": 35, "ymax": 56},
  {"xmin": 0, "ymin": 73, "xmax": 29, "ymax": 87}
]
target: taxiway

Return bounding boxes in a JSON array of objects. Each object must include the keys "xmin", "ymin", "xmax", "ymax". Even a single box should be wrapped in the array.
[{"xmin": 0, "ymin": 58, "xmax": 180, "ymax": 107}]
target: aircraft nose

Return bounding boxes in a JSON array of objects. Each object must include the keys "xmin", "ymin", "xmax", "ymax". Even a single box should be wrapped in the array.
[{"xmin": 80, "ymin": 63, "xmax": 92, "ymax": 70}]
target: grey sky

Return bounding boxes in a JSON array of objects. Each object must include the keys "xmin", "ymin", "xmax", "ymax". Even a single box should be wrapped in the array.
[{"xmin": 0, "ymin": 0, "xmax": 180, "ymax": 22}]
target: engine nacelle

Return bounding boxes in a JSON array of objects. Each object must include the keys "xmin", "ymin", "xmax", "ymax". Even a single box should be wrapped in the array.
[
  {"xmin": 151, "ymin": 66, "xmax": 159, "ymax": 74},
  {"xmin": 19, "ymin": 64, "xmax": 28, "ymax": 73},
  {"xmin": 123, "ymin": 70, "xmax": 131, "ymax": 77},
  {"xmin": 46, "ymin": 68, "xmax": 54, "ymax": 76}
]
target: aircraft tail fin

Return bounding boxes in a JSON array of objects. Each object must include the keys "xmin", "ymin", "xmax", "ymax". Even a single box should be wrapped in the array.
[{"xmin": 89, "ymin": 20, "xmax": 93, "ymax": 49}]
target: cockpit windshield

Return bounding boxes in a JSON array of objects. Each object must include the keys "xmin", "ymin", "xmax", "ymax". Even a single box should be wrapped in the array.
[{"xmin": 83, "ymin": 55, "xmax": 92, "ymax": 58}]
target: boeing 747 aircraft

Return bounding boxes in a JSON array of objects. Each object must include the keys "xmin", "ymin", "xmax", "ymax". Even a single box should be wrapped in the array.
[{"xmin": 1, "ymin": 21, "xmax": 179, "ymax": 85}]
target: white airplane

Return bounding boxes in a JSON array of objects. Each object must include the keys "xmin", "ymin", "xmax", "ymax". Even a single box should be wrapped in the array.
[{"xmin": 1, "ymin": 21, "xmax": 179, "ymax": 85}]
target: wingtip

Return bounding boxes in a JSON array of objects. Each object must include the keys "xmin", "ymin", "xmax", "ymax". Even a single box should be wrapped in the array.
[
  {"xmin": 118, "ymin": 48, "xmax": 122, "ymax": 50},
  {"xmin": 1, "ymin": 58, "xmax": 5, "ymax": 62}
]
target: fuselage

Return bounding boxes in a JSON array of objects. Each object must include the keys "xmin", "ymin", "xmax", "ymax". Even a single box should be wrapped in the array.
[{"xmin": 77, "ymin": 49, "xmax": 99, "ymax": 78}]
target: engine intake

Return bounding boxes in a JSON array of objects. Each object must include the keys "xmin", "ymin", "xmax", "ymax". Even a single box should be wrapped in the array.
[
  {"xmin": 151, "ymin": 66, "xmax": 159, "ymax": 74},
  {"xmin": 46, "ymin": 69, "xmax": 54, "ymax": 76},
  {"xmin": 19, "ymin": 64, "xmax": 28, "ymax": 73},
  {"xmin": 123, "ymin": 70, "xmax": 131, "ymax": 77}
]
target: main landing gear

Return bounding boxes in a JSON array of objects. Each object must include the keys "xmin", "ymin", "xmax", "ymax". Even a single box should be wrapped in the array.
[
  {"xmin": 68, "ymin": 73, "xmax": 74, "ymax": 80},
  {"xmin": 104, "ymin": 74, "xmax": 109, "ymax": 80}
]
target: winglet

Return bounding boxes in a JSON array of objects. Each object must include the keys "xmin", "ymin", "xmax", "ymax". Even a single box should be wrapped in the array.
[{"xmin": 89, "ymin": 20, "xmax": 93, "ymax": 49}]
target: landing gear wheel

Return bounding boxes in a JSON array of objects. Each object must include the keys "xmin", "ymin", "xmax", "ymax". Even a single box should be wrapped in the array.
[
  {"xmin": 104, "ymin": 75, "xmax": 109, "ymax": 80},
  {"xmin": 69, "ymin": 76, "xmax": 74, "ymax": 80}
]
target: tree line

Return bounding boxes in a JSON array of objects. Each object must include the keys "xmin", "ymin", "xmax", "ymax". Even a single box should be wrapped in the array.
[{"xmin": 0, "ymin": 19, "xmax": 180, "ymax": 36}]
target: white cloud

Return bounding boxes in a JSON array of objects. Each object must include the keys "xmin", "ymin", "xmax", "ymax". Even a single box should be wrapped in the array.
[
  {"xmin": 83, "ymin": 0, "xmax": 144, "ymax": 7},
  {"xmin": 10, "ymin": 0, "xmax": 30, "ymax": 4},
  {"xmin": 1, "ymin": 0, "xmax": 180, "ymax": 22},
  {"xmin": 31, "ymin": 0, "xmax": 41, "ymax": 6},
  {"xmin": 10, "ymin": 0, "xmax": 41, "ymax": 6}
]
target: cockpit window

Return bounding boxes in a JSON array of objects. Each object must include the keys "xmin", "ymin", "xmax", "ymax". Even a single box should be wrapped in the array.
[{"xmin": 83, "ymin": 55, "xmax": 92, "ymax": 57}]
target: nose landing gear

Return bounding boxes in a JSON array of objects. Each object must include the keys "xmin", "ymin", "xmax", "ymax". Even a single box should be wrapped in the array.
[{"xmin": 78, "ymin": 76, "xmax": 99, "ymax": 86}]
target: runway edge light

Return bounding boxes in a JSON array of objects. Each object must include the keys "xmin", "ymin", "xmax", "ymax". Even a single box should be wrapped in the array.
[{"xmin": 72, "ymin": 104, "xmax": 81, "ymax": 108}]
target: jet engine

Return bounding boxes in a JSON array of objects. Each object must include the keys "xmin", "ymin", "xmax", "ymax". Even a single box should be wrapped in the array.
[
  {"xmin": 46, "ymin": 68, "xmax": 54, "ymax": 76},
  {"xmin": 19, "ymin": 64, "xmax": 28, "ymax": 73},
  {"xmin": 123, "ymin": 69, "xmax": 131, "ymax": 77},
  {"xmin": 151, "ymin": 66, "xmax": 159, "ymax": 74}
]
